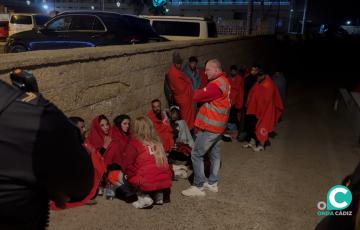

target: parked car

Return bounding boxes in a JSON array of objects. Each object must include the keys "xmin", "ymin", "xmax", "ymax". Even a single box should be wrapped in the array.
[
  {"xmin": 9, "ymin": 13, "xmax": 51, "ymax": 36},
  {"xmin": 5, "ymin": 11, "xmax": 163, "ymax": 53},
  {"xmin": 142, "ymin": 16, "xmax": 217, "ymax": 41}
]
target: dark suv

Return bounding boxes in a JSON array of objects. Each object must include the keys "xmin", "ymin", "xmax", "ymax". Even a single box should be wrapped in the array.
[{"xmin": 5, "ymin": 11, "xmax": 163, "ymax": 53}]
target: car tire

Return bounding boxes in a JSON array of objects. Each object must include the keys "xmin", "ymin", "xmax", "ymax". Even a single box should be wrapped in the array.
[{"xmin": 10, "ymin": 45, "xmax": 27, "ymax": 53}]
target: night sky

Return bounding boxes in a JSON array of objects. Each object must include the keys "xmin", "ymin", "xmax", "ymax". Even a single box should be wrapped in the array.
[{"xmin": 307, "ymin": 0, "xmax": 360, "ymax": 25}]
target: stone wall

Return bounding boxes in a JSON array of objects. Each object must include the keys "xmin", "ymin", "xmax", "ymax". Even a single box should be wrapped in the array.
[{"xmin": 0, "ymin": 36, "xmax": 276, "ymax": 123}]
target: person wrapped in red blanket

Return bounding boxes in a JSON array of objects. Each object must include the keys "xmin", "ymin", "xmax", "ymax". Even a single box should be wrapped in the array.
[
  {"xmin": 167, "ymin": 52, "xmax": 195, "ymax": 130},
  {"xmin": 244, "ymin": 71, "xmax": 284, "ymax": 152},
  {"xmin": 147, "ymin": 99, "xmax": 174, "ymax": 153}
]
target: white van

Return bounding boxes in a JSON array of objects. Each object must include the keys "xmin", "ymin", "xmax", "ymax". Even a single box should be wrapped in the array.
[
  {"xmin": 142, "ymin": 16, "xmax": 217, "ymax": 41},
  {"xmin": 9, "ymin": 13, "xmax": 51, "ymax": 36}
]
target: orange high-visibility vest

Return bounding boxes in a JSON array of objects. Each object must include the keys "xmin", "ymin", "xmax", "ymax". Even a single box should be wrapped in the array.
[{"xmin": 195, "ymin": 74, "xmax": 231, "ymax": 134}]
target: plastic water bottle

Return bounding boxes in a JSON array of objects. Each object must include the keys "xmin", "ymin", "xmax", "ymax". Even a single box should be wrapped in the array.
[{"xmin": 105, "ymin": 184, "xmax": 115, "ymax": 200}]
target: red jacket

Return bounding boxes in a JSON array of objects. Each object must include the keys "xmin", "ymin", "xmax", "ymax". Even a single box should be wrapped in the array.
[{"xmin": 127, "ymin": 140, "xmax": 172, "ymax": 192}]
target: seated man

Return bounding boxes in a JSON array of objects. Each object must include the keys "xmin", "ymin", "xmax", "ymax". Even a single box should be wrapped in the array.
[
  {"xmin": 168, "ymin": 106, "xmax": 194, "ymax": 179},
  {"xmin": 147, "ymin": 99, "xmax": 174, "ymax": 153},
  {"xmin": 169, "ymin": 106, "xmax": 194, "ymax": 157}
]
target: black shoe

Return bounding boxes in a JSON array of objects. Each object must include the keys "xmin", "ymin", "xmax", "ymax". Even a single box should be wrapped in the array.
[
  {"xmin": 222, "ymin": 134, "xmax": 232, "ymax": 142},
  {"xmin": 265, "ymin": 140, "xmax": 271, "ymax": 147},
  {"xmin": 237, "ymin": 132, "xmax": 247, "ymax": 142},
  {"xmin": 268, "ymin": 132, "xmax": 277, "ymax": 138}
]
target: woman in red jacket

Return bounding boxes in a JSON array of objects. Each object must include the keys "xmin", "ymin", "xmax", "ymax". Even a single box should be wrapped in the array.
[{"xmin": 127, "ymin": 116, "xmax": 172, "ymax": 209}]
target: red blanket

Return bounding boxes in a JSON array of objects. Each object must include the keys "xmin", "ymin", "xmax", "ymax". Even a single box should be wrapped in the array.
[
  {"xmin": 168, "ymin": 64, "xmax": 195, "ymax": 129},
  {"xmin": 50, "ymin": 150, "xmax": 105, "ymax": 210},
  {"xmin": 246, "ymin": 75, "xmax": 283, "ymax": 143},
  {"xmin": 147, "ymin": 110, "xmax": 174, "ymax": 153},
  {"xmin": 228, "ymin": 73, "xmax": 244, "ymax": 110}
]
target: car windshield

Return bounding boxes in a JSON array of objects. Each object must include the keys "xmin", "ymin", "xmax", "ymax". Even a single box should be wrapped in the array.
[{"xmin": 34, "ymin": 15, "xmax": 51, "ymax": 26}]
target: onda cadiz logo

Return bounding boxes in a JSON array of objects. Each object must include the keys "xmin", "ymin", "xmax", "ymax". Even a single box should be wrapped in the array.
[{"xmin": 317, "ymin": 185, "xmax": 353, "ymax": 216}]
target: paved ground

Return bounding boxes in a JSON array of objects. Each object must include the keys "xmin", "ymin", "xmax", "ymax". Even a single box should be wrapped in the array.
[{"xmin": 49, "ymin": 78, "xmax": 360, "ymax": 230}]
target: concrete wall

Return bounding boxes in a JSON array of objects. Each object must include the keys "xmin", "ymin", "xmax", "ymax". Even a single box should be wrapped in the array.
[{"xmin": 0, "ymin": 36, "xmax": 275, "ymax": 123}]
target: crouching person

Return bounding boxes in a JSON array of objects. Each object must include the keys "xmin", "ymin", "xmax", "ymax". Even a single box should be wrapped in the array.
[{"xmin": 127, "ymin": 117, "xmax": 172, "ymax": 208}]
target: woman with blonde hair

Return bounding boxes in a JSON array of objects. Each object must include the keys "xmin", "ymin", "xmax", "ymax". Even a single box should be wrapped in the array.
[{"xmin": 127, "ymin": 116, "xmax": 172, "ymax": 208}]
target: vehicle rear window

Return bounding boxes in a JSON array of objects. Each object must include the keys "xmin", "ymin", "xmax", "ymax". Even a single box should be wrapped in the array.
[
  {"xmin": 10, "ymin": 15, "xmax": 32, "ymax": 25},
  {"xmin": 152, "ymin": 21, "xmax": 200, "ymax": 37},
  {"xmin": 207, "ymin": 21, "xmax": 217, "ymax": 37},
  {"xmin": 34, "ymin": 15, "xmax": 51, "ymax": 26}
]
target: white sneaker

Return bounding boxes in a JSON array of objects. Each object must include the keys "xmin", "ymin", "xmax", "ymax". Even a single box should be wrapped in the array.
[
  {"xmin": 97, "ymin": 187, "xmax": 104, "ymax": 196},
  {"xmin": 132, "ymin": 194, "xmax": 153, "ymax": 208},
  {"xmin": 252, "ymin": 145, "xmax": 265, "ymax": 152},
  {"xmin": 242, "ymin": 138, "xmax": 255, "ymax": 148},
  {"xmin": 181, "ymin": 186, "xmax": 206, "ymax": 197},
  {"xmin": 204, "ymin": 182, "xmax": 219, "ymax": 193}
]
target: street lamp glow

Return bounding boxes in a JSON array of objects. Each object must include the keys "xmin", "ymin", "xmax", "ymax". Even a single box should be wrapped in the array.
[
  {"xmin": 91, "ymin": 5, "xmax": 95, "ymax": 10},
  {"xmin": 43, "ymin": 4, "xmax": 48, "ymax": 10},
  {"xmin": 26, "ymin": 0, "xmax": 31, "ymax": 5},
  {"xmin": 346, "ymin": 20, "xmax": 351, "ymax": 25},
  {"xmin": 116, "ymin": 1, "xmax": 121, "ymax": 7},
  {"xmin": 165, "ymin": 8, "xmax": 169, "ymax": 13},
  {"xmin": 290, "ymin": 9, "xmax": 294, "ymax": 12}
]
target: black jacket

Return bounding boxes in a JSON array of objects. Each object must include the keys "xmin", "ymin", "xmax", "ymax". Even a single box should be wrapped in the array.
[{"xmin": 0, "ymin": 80, "xmax": 94, "ymax": 230}]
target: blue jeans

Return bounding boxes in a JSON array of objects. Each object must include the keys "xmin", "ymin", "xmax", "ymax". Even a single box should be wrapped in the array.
[{"xmin": 191, "ymin": 131, "xmax": 222, "ymax": 187}]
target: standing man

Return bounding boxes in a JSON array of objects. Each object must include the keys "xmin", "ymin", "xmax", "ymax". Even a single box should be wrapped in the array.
[
  {"xmin": 147, "ymin": 99, "xmax": 174, "ymax": 153},
  {"xmin": 237, "ymin": 64, "xmax": 261, "ymax": 142},
  {"xmin": 167, "ymin": 52, "xmax": 195, "ymax": 130},
  {"xmin": 227, "ymin": 65, "xmax": 244, "ymax": 134},
  {"xmin": 183, "ymin": 56, "xmax": 201, "ymax": 90},
  {"xmin": 182, "ymin": 59, "xmax": 231, "ymax": 197},
  {"xmin": 244, "ymin": 70, "xmax": 284, "ymax": 151}
]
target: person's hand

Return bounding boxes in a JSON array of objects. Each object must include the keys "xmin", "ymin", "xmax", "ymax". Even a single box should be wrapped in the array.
[
  {"xmin": 84, "ymin": 142, "xmax": 95, "ymax": 154},
  {"xmin": 103, "ymin": 136, "xmax": 112, "ymax": 149}
]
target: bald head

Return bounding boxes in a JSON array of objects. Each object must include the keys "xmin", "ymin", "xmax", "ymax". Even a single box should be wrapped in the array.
[{"xmin": 205, "ymin": 59, "xmax": 223, "ymax": 80}]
